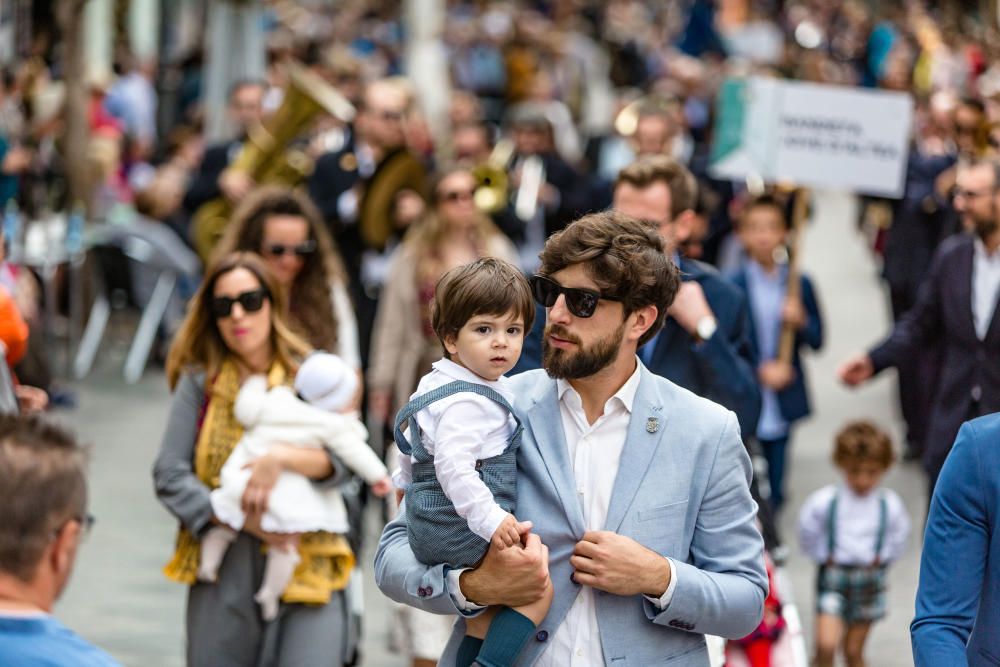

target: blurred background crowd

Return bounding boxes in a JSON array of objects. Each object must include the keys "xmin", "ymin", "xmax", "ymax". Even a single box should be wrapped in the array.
[{"xmin": 2, "ymin": 0, "xmax": 999, "ymax": 665}]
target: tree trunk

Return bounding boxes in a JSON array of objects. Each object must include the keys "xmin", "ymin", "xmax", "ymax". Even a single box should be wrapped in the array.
[{"xmin": 56, "ymin": 0, "xmax": 92, "ymax": 211}]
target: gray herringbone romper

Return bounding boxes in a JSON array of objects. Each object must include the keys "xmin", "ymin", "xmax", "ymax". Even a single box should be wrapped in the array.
[{"xmin": 393, "ymin": 380, "xmax": 521, "ymax": 568}]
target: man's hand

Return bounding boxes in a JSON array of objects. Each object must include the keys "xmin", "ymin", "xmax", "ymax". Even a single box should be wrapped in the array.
[
  {"xmin": 758, "ymin": 360, "xmax": 796, "ymax": 391},
  {"xmin": 838, "ymin": 354, "xmax": 874, "ymax": 386},
  {"xmin": 14, "ymin": 384, "xmax": 48, "ymax": 413},
  {"xmin": 571, "ymin": 531, "xmax": 670, "ymax": 597},
  {"xmin": 460, "ymin": 532, "xmax": 549, "ymax": 607},
  {"xmin": 218, "ymin": 169, "xmax": 255, "ymax": 203},
  {"xmin": 667, "ymin": 281, "xmax": 714, "ymax": 336}
]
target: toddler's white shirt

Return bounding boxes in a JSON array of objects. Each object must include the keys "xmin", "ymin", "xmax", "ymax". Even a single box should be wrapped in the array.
[
  {"xmin": 393, "ymin": 358, "xmax": 516, "ymax": 542},
  {"xmin": 797, "ymin": 483, "xmax": 911, "ymax": 566}
]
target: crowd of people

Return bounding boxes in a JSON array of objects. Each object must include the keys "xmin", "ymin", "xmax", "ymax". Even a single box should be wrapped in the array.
[{"xmin": 2, "ymin": 1, "xmax": 1000, "ymax": 666}]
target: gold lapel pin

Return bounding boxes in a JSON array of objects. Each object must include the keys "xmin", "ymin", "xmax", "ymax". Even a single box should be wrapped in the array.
[{"xmin": 646, "ymin": 417, "xmax": 659, "ymax": 434}]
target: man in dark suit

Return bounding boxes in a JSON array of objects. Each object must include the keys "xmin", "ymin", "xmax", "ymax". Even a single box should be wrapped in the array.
[
  {"xmin": 840, "ymin": 157, "xmax": 1000, "ymax": 491},
  {"xmin": 183, "ymin": 79, "xmax": 266, "ymax": 218}
]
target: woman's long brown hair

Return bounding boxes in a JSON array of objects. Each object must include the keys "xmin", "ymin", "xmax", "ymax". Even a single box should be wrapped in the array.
[
  {"xmin": 214, "ymin": 186, "xmax": 345, "ymax": 352},
  {"xmin": 165, "ymin": 252, "xmax": 312, "ymax": 390}
]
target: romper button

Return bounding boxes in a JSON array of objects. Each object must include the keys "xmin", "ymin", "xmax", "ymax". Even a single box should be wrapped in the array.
[
  {"xmin": 474, "ymin": 460, "xmax": 483, "ymax": 471},
  {"xmin": 535, "ymin": 630, "xmax": 549, "ymax": 642}
]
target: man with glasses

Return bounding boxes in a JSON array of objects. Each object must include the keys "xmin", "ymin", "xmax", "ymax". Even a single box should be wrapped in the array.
[
  {"xmin": 840, "ymin": 157, "xmax": 1000, "ymax": 493},
  {"xmin": 0, "ymin": 414, "xmax": 120, "ymax": 665},
  {"xmin": 376, "ymin": 210, "xmax": 766, "ymax": 666}
]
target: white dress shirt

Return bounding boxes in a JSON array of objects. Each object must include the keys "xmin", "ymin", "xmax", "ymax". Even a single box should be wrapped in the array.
[
  {"xmin": 972, "ymin": 238, "xmax": 1000, "ymax": 340},
  {"xmin": 536, "ymin": 361, "xmax": 677, "ymax": 667},
  {"xmin": 797, "ymin": 483, "xmax": 911, "ymax": 566},
  {"xmin": 393, "ymin": 358, "xmax": 517, "ymax": 542}
]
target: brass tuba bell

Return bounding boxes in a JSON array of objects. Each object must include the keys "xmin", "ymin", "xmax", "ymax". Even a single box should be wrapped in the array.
[
  {"xmin": 471, "ymin": 138, "xmax": 515, "ymax": 214},
  {"xmin": 191, "ymin": 63, "xmax": 355, "ymax": 264}
]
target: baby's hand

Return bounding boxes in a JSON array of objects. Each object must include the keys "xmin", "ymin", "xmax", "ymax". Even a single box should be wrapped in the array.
[
  {"xmin": 491, "ymin": 514, "xmax": 534, "ymax": 550},
  {"xmin": 371, "ymin": 477, "xmax": 393, "ymax": 498}
]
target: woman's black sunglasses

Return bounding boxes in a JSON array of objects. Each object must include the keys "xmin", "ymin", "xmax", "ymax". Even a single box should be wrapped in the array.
[
  {"xmin": 210, "ymin": 288, "xmax": 270, "ymax": 319},
  {"xmin": 529, "ymin": 274, "xmax": 619, "ymax": 318},
  {"xmin": 266, "ymin": 240, "xmax": 316, "ymax": 257}
]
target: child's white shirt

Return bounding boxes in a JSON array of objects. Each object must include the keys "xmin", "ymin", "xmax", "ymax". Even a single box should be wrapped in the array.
[
  {"xmin": 393, "ymin": 358, "xmax": 516, "ymax": 542},
  {"xmin": 797, "ymin": 483, "xmax": 911, "ymax": 566}
]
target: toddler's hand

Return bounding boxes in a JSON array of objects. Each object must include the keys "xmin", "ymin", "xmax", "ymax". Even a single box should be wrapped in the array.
[
  {"xmin": 371, "ymin": 477, "xmax": 393, "ymax": 498},
  {"xmin": 491, "ymin": 514, "xmax": 533, "ymax": 550}
]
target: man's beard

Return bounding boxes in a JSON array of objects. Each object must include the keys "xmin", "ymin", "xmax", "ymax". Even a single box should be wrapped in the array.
[
  {"xmin": 542, "ymin": 320, "xmax": 626, "ymax": 379},
  {"xmin": 972, "ymin": 211, "xmax": 1000, "ymax": 240}
]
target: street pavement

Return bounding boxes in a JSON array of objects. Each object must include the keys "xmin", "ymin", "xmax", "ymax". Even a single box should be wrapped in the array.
[{"xmin": 52, "ymin": 190, "xmax": 925, "ymax": 666}]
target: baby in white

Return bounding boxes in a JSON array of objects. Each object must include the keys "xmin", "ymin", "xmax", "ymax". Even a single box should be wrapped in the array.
[{"xmin": 199, "ymin": 352, "xmax": 391, "ymax": 620}]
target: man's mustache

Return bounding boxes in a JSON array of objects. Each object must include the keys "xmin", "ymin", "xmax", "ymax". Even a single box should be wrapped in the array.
[{"xmin": 544, "ymin": 324, "xmax": 581, "ymax": 346}]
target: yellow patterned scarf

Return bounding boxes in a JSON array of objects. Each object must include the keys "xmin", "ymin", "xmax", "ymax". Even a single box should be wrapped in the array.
[{"xmin": 163, "ymin": 359, "xmax": 355, "ymax": 604}]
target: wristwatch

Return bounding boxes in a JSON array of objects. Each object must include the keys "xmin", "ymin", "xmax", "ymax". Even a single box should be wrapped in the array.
[{"xmin": 695, "ymin": 315, "xmax": 718, "ymax": 343}]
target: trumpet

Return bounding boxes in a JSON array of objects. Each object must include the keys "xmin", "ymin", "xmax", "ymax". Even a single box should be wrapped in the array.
[{"xmin": 471, "ymin": 139, "xmax": 514, "ymax": 214}]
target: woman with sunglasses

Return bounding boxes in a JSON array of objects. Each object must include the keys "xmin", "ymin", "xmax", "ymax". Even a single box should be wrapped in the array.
[
  {"xmin": 215, "ymin": 186, "xmax": 360, "ymax": 383},
  {"xmin": 154, "ymin": 252, "xmax": 355, "ymax": 666},
  {"xmin": 367, "ymin": 166, "xmax": 517, "ymax": 667}
]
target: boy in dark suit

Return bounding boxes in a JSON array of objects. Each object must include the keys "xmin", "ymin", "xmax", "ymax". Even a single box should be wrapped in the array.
[{"xmin": 728, "ymin": 195, "xmax": 824, "ymax": 511}]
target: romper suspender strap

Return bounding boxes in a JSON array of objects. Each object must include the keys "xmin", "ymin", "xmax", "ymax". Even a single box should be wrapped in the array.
[
  {"xmin": 393, "ymin": 380, "xmax": 523, "ymax": 462},
  {"xmin": 826, "ymin": 490, "xmax": 888, "ymax": 567}
]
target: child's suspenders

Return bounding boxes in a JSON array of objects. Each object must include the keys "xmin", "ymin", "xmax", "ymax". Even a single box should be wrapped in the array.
[{"xmin": 825, "ymin": 490, "xmax": 888, "ymax": 566}]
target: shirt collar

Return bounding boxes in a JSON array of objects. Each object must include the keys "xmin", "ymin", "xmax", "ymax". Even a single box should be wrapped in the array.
[
  {"xmin": 974, "ymin": 236, "xmax": 1000, "ymax": 262},
  {"xmin": 746, "ymin": 258, "xmax": 786, "ymax": 282},
  {"xmin": 431, "ymin": 358, "xmax": 511, "ymax": 396},
  {"xmin": 556, "ymin": 358, "xmax": 642, "ymax": 415}
]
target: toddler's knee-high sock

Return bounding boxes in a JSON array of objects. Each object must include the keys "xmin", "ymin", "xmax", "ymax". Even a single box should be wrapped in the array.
[
  {"xmin": 197, "ymin": 526, "xmax": 238, "ymax": 582},
  {"xmin": 475, "ymin": 608, "xmax": 537, "ymax": 667},
  {"xmin": 455, "ymin": 636, "xmax": 485, "ymax": 667},
  {"xmin": 254, "ymin": 546, "xmax": 301, "ymax": 621}
]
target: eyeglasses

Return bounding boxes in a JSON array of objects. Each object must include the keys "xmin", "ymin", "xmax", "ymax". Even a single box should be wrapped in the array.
[
  {"xmin": 952, "ymin": 188, "xmax": 995, "ymax": 201},
  {"xmin": 210, "ymin": 288, "xmax": 270, "ymax": 319},
  {"xmin": 529, "ymin": 274, "xmax": 620, "ymax": 318},
  {"xmin": 265, "ymin": 241, "xmax": 316, "ymax": 258},
  {"xmin": 441, "ymin": 189, "xmax": 475, "ymax": 203},
  {"xmin": 53, "ymin": 513, "xmax": 96, "ymax": 541}
]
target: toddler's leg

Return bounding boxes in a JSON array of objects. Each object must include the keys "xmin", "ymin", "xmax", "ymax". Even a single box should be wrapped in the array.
[
  {"xmin": 254, "ymin": 542, "xmax": 301, "ymax": 622},
  {"xmin": 842, "ymin": 622, "xmax": 872, "ymax": 667},
  {"xmin": 460, "ymin": 582, "xmax": 553, "ymax": 667},
  {"xmin": 197, "ymin": 526, "xmax": 238, "ymax": 583},
  {"xmin": 813, "ymin": 613, "xmax": 844, "ymax": 667}
]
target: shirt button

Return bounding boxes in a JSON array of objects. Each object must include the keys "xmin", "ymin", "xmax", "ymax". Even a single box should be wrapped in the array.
[
  {"xmin": 535, "ymin": 630, "xmax": 549, "ymax": 642},
  {"xmin": 576, "ymin": 649, "xmax": 584, "ymax": 657}
]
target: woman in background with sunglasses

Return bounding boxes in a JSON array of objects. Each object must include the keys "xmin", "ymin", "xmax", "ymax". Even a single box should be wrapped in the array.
[
  {"xmin": 366, "ymin": 166, "xmax": 517, "ymax": 667},
  {"xmin": 154, "ymin": 252, "xmax": 356, "ymax": 666},
  {"xmin": 215, "ymin": 186, "xmax": 361, "ymax": 389}
]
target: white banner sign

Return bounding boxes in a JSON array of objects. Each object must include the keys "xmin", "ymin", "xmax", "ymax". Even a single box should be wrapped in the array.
[{"xmin": 710, "ymin": 77, "xmax": 913, "ymax": 198}]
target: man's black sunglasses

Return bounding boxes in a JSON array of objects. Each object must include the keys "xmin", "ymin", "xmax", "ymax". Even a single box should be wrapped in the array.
[
  {"xmin": 529, "ymin": 274, "xmax": 620, "ymax": 318},
  {"xmin": 266, "ymin": 240, "xmax": 317, "ymax": 258},
  {"xmin": 210, "ymin": 288, "xmax": 270, "ymax": 319}
]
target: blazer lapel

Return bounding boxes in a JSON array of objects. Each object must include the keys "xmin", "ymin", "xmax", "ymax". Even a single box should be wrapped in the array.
[
  {"xmin": 956, "ymin": 239, "xmax": 977, "ymax": 340},
  {"xmin": 526, "ymin": 383, "xmax": 586, "ymax": 536},
  {"xmin": 604, "ymin": 372, "xmax": 667, "ymax": 533}
]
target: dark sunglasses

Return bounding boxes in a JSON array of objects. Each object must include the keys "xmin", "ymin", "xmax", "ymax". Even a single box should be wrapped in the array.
[
  {"xmin": 529, "ymin": 274, "xmax": 620, "ymax": 318},
  {"xmin": 210, "ymin": 288, "xmax": 270, "ymax": 319},
  {"xmin": 441, "ymin": 189, "xmax": 475, "ymax": 203},
  {"xmin": 266, "ymin": 240, "xmax": 316, "ymax": 258}
]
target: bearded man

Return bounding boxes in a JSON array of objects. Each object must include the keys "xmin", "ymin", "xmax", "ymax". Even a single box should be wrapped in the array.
[
  {"xmin": 840, "ymin": 157, "xmax": 1000, "ymax": 492},
  {"xmin": 375, "ymin": 210, "xmax": 767, "ymax": 666}
]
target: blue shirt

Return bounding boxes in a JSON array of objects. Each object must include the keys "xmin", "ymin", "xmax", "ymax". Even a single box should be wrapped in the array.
[
  {"xmin": 0, "ymin": 613, "xmax": 122, "ymax": 666},
  {"xmin": 745, "ymin": 259, "xmax": 788, "ymax": 440}
]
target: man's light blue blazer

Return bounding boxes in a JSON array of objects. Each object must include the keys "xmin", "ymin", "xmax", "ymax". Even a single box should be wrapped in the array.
[
  {"xmin": 912, "ymin": 413, "xmax": 1000, "ymax": 666},
  {"xmin": 375, "ymin": 365, "xmax": 768, "ymax": 666}
]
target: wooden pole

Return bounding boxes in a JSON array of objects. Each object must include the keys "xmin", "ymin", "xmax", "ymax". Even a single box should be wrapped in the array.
[{"xmin": 777, "ymin": 187, "xmax": 809, "ymax": 364}]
